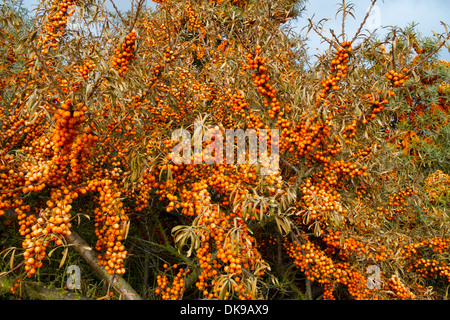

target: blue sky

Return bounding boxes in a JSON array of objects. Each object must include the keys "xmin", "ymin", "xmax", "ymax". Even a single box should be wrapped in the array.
[{"xmin": 18, "ymin": 0, "xmax": 450, "ymax": 61}]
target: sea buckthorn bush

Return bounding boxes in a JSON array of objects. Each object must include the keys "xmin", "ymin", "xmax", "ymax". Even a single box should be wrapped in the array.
[{"xmin": 0, "ymin": 0, "xmax": 449, "ymax": 300}]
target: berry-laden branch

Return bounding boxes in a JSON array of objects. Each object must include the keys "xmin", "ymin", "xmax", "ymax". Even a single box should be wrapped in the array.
[
  {"xmin": 66, "ymin": 230, "xmax": 142, "ymax": 300},
  {"xmin": 1, "ymin": 0, "xmax": 449, "ymax": 301}
]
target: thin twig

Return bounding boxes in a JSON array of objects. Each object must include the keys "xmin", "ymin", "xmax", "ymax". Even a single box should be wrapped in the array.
[
  {"xmin": 350, "ymin": 0, "xmax": 377, "ymax": 45},
  {"xmin": 129, "ymin": 0, "xmax": 145, "ymax": 33},
  {"xmin": 109, "ymin": 0, "xmax": 126, "ymax": 27},
  {"xmin": 341, "ymin": 0, "xmax": 346, "ymax": 41}
]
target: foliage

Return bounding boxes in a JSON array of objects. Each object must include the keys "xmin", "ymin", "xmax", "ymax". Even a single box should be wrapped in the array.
[{"xmin": 0, "ymin": 0, "xmax": 449, "ymax": 300}]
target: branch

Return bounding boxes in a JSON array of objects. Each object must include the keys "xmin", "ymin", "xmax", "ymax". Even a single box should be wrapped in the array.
[
  {"xmin": 66, "ymin": 230, "xmax": 142, "ymax": 300},
  {"xmin": 308, "ymin": 17, "xmax": 336, "ymax": 49},
  {"xmin": 350, "ymin": 0, "xmax": 377, "ymax": 45},
  {"xmin": 129, "ymin": 0, "xmax": 145, "ymax": 33},
  {"xmin": 109, "ymin": 0, "xmax": 126, "ymax": 28}
]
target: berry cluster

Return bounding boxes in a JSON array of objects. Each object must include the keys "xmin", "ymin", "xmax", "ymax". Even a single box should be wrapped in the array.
[
  {"xmin": 385, "ymin": 68, "xmax": 409, "ymax": 87},
  {"xmin": 112, "ymin": 29, "xmax": 137, "ymax": 76},
  {"xmin": 38, "ymin": 0, "xmax": 78, "ymax": 55},
  {"xmin": 155, "ymin": 264, "xmax": 189, "ymax": 300},
  {"xmin": 87, "ymin": 179, "xmax": 129, "ymax": 275}
]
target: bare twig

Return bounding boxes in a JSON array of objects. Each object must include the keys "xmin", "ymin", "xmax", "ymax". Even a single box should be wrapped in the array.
[
  {"xmin": 129, "ymin": 0, "xmax": 145, "ymax": 33},
  {"xmin": 290, "ymin": 230, "xmax": 313, "ymax": 300},
  {"xmin": 109, "ymin": 0, "xmax": 126, "ymax": 27}
]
